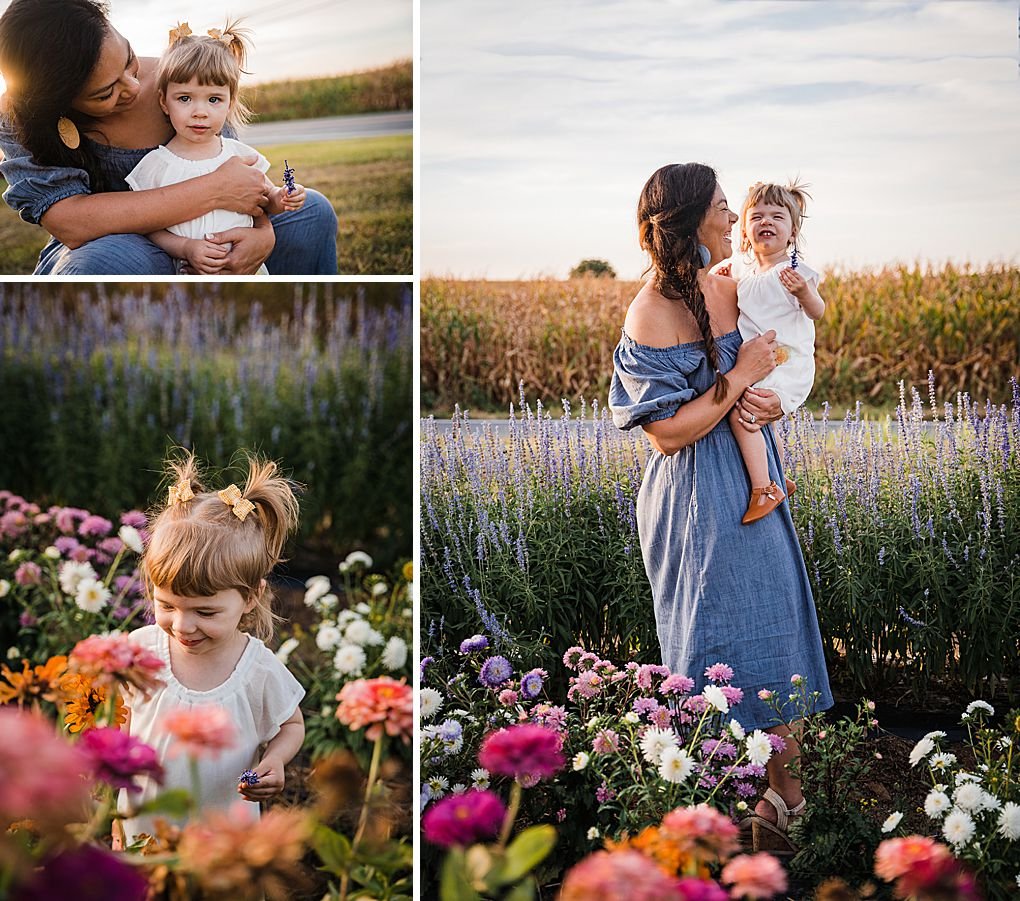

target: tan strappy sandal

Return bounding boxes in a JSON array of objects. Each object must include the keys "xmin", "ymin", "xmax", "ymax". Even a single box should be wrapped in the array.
[
  {"xmin": 751, "ymin": 787, "xmax": 806, "ymax": 855},
  {"xmin": 741, "ymin": 481, "xmax": 786, "ymax": 525}
]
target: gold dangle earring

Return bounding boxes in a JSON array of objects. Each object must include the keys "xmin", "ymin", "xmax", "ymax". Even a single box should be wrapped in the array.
[{"xmin": 57, "ymin": 117, "xmax": 81, "ymax": 149}]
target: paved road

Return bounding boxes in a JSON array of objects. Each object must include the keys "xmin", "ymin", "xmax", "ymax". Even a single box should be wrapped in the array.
[{"xmin": 240, "ymin": 110, "xmax": 412, "ymax": 146}]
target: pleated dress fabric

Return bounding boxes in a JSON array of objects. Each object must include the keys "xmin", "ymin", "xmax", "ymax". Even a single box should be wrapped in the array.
[{"xmin": 610, "ymin": 328, "xmax": 833, "ymax": 729}]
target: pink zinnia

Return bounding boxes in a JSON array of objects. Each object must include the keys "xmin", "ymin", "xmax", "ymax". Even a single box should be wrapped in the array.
[
  {"xmin": 336, "ymin": 676, "xmax": 413, "ymax": 742},
  {"xmin": 720, "ymin": 853, "xmax": 787, "ymax": 899},
  {"xmin": 69, "ymin": 633, "xmax": 165, "ymax": 695},
  {"xmin": 422, "ymin": 789, "xmax": 506, "ymax": 847},
  {"xmin": 478, "ymin": 724, "xmax": 564, "ymax": 782},
  {"xmin": 874, "ymin": 835, "xmax": 953, "ymax": 882},
  {"xmin": 704, "ymin": 663, "xmax": 734, "ymax": 683},
  {"xmin": 79, "ymin": 726, "xmax": 163, "ymax": 793},
  {"xmin": 561, "ymin": 850, "xmax": 683, "ymax": 901},
  {"xmin": 661, "ymin": 804, "xmax": 740, "ymax": 860},
  {"xmin": 592, "ymin": 729, "xmax": 620, "ymax": 755},
  {"xmin": 163, "ymin": 705, "xmax": 236, "ymax": 758}
]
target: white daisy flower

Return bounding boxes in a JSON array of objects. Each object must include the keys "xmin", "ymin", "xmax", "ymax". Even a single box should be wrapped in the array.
[
  {"xmin": 333, "ymin": 643, "xmax": 367, "ymax": 676},
  {"xmin": 942, "ymin": 809, "xmax": 976, "ymax": 847},
  {"xmin": 355, "ymin": 602, "xmax": 371, "ymax": 614},
  {"xmin": 923, "ymin": 730, "xmax": 947, "ymax": 742},
  {"xmin": 980, "ymin": 792, "xmax": 1002, "ymax": 812},
  {"xmin": 995, "ymin": 804, "xmax": 1020, "ymax": 836},
  {"xmin": 344, "ymin": 550, "xmax": 373, "ymax": 569},
  {"xmin": 745, "ymin": 730, "xmax": 773, "ymax": 767},
  {"xmin": 929, "ymin": 752, "xmax": 957, "ymax": 770},
  {"xmin": 728, "ymin": 719, "xmax": 745, "ymax": 741},
  {"xmin": 955, "ymin": 771, "xmax": 981, "ymax": 785},
  {"xmin": 365, "ymin": 628, "xmax": 385, "ymax": 647},
  {"xmin": 315, "ymin": 625, "xmax": 343, "ymax": 651},
  {"xmin": 963, "ymin": 700, "xmax": 994, "ymax": 718},
  {"xmin": 586, "ymin": 716, "xmax": 600, "ymax": 731},
  {"xmin": 924, "ymin": 790, "xmax": 951, "ymax": 818},
  {"xmin": 420, "ymin": 688, "xmax": 444, "ymax": 719},
  {"xmin": 909, "ymin": 736, "xmax": 936, "ymax": 767},
  {"xmin": 702, "ymin": 684, "xmax": 729, "ymax": 713},
  {"xmin": 304, "ymin": 575, "xmax": 331, "ymax": 606},
  {"xmin": 6, "ymin": 647, "xmax": 20, "ymax": 660},
  {"xmin": 573, "ymin": 752, "xmax": 590, "ymax": 771},
  {"xmin": 275, "ymin": 637, "xmax": 300, "ymax": 664},
  {"xmin": 344, "ymin": 619, "xmax": 373, "ymax": 646},
  {"xmin": 118, "ymin": 525, "xmax": 144, "ymax": 554},
  {"xmin": 451, "ymin": 784, "xmax": 467, "ymax": 795},
  {"xmin": 623, "ymin": 711, "xmax": 640, "ymax": 724},
  {"xmin": 427, "ymin": 776, "xmax": 449, "ymax": 800},
  {"xmin": 317, "ymin": 593, "xmax": 339, "ymax": 611},
  {"xmin": 337, "ymin": 609, "xmax": 359, "ymax": 628},
  {"xmin": 471, "ymin": 768, "xmax": 490, "ymax": 789},
  {"xmin": 953, "ymin": 783, "xmax": 984, "ymax": 813},
  {"xmin": 59, "ymin": 560, "xmax": 97, "ymax": 597},
  {"xmin": 0, "ymin": 580, "xmax": 10, "ymax": 598},
  {"xmin": 75, "ymin": 578, "xmax": 111, "ymax": 613},
  {"xmin": 881, "ymin": 811, "xmax": 903, "ymax": 833},
  {"xmin": 371, "ymin": 582, "xmax": 389, "ymax": 597},
  {"xmin": 381, "ymin": 636, "xmax": 408, "ymax": 670},
  {"xmin": 639, "ymin": 727, "xmax": 677, "ymax": 765},
  {"xmin": 587, "ymin": 827, "xmax": 600, "ymax": 840},
  {"xmin": 44, "ymin": 545, "xmax": 60, "ymax": 559},
  {"xmin": 658, "ymin": 746, "xmax": 695, "ymax": 784}
]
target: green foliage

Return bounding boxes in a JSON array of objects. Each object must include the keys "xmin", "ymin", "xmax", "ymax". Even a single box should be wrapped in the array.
[
  {"xmin": 569, "ymin": 259, "xmax": 616, "ymax": 279},
  {"xmin": 245, "ymin": 61, "xmax": 412, "ymax": 122},
  {"xmin": 438, "ymin": 824, "xmax": 556, "ymax": 900}
]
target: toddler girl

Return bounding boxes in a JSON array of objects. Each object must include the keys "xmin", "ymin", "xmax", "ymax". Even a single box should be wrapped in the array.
[
  {"xmin": 117, "ymin": 453, "xmax": 305, "ymax": 846},
  {"xmin": 125, "ymin": 21, "xmax": 306, "ymax": 275},
  {"xmin": 731, "ymin": 180, "xmax": 825, "ymax": 524}
]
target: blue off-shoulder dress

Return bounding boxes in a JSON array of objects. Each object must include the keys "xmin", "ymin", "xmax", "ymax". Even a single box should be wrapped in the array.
[{"xmin": 609, "ymin": 328, "xmax": 833, "ymax": 730}]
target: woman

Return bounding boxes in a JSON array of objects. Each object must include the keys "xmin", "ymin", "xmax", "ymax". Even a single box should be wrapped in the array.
[
  {"xmin": 609, "ymin": 162, "xmax": 833, "ymax": 852},
  {"xmin": 0, "ymin": 0, "xmax": 337, "ymax": 274}
]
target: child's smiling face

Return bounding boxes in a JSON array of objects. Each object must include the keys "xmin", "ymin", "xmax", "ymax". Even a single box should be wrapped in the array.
[
  {"xmin": 153, "ymin": 586, "xmax": 253, "ymax": 656},
  {"xmin": 160, "ymin": 77, "xmax": 232, "ymax": 144},
  {"xmin": 744, "ymin": 201, "xmax": 795, "ymax": 258}
]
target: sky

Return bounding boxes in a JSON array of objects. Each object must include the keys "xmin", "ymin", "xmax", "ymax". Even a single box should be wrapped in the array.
[
  {"xmin": 422, "ymin": 0, "xmax": 1020, "ymax": 279},
  {"xmin": 0, "ymin": 0, "xmax": 411, "ymax": 84}
]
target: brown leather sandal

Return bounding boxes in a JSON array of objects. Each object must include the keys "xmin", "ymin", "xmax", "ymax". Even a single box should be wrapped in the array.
[
  {"xmin": 741, "ymin": 481, "xmax": 785, "ymax": 524},
  {"xmin": 750, "ymin": 787, "xmax": 806, "ymax": 856}
]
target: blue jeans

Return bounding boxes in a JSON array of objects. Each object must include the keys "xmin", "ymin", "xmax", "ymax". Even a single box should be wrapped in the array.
[{"xmin": 35, "ymin": 189, "xmax": 339, "ymax": 275}]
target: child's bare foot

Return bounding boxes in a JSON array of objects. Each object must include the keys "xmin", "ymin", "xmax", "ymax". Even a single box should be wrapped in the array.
[{"xmin": 741, "ymin": 481, "xmax": 785, "ymax": 524}]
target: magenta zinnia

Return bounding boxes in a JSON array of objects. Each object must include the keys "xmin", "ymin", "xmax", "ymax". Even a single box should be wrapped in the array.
[
  {"xmin": 422, "ymin": 789, "xmax": 507, "ymax": 847},
  {"xmin": 478, "ymin": 724, "xmax": 564, "ymax": 783},
  {"xmin": 79, "ymin": 726, "xmax": 163, "ymax": 793}
]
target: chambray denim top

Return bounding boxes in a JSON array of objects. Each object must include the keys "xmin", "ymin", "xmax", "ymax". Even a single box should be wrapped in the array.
[{"xmin": 0, "ymin": 118, "xmax": 237, "ymax": 225}]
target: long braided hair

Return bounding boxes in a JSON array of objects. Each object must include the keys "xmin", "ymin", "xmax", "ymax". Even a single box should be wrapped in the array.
[{"xmin": 637, "ymin": 162, "xmax": 729, "ymax": 403}]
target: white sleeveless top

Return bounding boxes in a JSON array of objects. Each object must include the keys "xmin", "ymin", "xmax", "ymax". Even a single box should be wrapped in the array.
[
  {"xmin": 117, "ymin": 624, "xmax": 304, "ymax": 843},
  {"xmin": 736, "ymin": 259, "xmax": 821, "ymax": 414}
]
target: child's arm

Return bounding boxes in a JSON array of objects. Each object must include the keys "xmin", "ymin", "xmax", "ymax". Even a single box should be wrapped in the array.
[
  {"xmin": 145, "ymin": 229, "xmax": 230, "ymax": 274},
  {"xmin": 778, "ymin": 267, "xmax": 825, "ymax": 320},
  {"xmin": 265, "ymin": 176, "xmax": 307, "ymax": 215},
  {"xmin": 238, "ymin": 706, "xmax": 305, "ymax": 801}
]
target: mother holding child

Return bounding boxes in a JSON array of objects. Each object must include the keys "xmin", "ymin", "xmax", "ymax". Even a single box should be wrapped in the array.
[
  {"xmin": 0, "ymin": 0, "xmax": 337, "ymax": 274},
  {"xmin": 610, "ymin": 162, "xmax": 833, "ymax": 852}
]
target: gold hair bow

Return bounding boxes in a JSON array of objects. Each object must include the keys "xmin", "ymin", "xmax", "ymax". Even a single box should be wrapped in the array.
[
  {"xmin": 218, "ymin": 484, "xmax": 255, "ymax": 522},
  {"xmin": 207, "ymin": 28, "xmax": 234, "ymax": 46},
  {"xmin": 169, "ymin": 22, "xmax": 193, "ymax": 45},
  {"xmin": 168, "ymin": 479, "xmax": 194, "ymax": 506}
]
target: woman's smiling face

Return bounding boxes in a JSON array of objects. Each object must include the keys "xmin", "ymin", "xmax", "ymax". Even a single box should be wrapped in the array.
[
  {"xmin": 71, "ymin": 27, "xmax": 140, "ymax": 118},
  {"xmin": 696, "ymin": 183, "xmax": 739, "ymax": 267}
]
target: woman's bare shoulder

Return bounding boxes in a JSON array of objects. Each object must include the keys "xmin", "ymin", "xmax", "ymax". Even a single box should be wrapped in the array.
[{"xmin": 624, "ymin": 281, "xmax": 700, "ymax": 347}]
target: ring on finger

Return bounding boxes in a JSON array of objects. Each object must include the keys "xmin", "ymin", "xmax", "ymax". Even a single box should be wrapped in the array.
[{"xmin": 749, "ymin": 414, "xmax": 757, "ymax": 424}]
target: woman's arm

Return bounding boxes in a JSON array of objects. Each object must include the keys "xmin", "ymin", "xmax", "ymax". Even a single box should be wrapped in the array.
[
  {"xmin": 642, "ymin": 332, "xmax": 778, "ymax": 455},
  {"xmin": 40, "ymin": 156, "xmax": 270, "ymax": 248}
]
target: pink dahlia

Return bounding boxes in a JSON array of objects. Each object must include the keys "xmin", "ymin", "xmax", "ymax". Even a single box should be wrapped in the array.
[
  {"xmin": 561, "ymin": 850, "xmax": 683, "ymax": 901},
  {"xmin": 162, "ymin": 705, "xmax": 236, "ymax": 759},
  {"xmin": 422, "ymin": 789, "xmax": 506, "ymax": 847},
  {"xmin": 478, "ymin": 724, "xmax": 564, "ymax": 783},
  {"xmin": 336, "ymin": 676, "xmax": 413, "ymax": 742},
  {"xmin": 68, "ymin": 633, "xmax": 165, "ymax": 695},
  {"xmin": 660, "ymin": 804, "xmax": 740, "ymax": 861},
  {"xmin": 79, "ymin": 726, "xmax": 163, "ymax": 793},
  {"xmin": 720, "ymin": 853, "xmax": 787, "ymax": 899}
]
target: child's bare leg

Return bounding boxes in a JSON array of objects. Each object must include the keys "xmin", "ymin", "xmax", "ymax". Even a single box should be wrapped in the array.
[
  {"xmin": 729, "ymin": 406, "xmax": 771, "ymax": 487},
  {"xmin": 772, "ymin": 427, "xmax": 796, "ymax": 496}
]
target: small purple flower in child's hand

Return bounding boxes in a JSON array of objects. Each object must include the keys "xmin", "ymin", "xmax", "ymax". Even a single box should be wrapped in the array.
[
  {"xmin": 283, "ymin": 160, "xmax": 295, "ymax": 195},
  {"xmin": 239, "ymin": 769, "xmax": 259, "ymax": 786}
]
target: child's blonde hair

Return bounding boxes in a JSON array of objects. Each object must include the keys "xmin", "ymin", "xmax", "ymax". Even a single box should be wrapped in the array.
[
  {"xmin": 157, "ymin": 19, "xmax": 253, "ymax": 130},
  {"xmin": 739, "ymin": 179, "xmax": 812, "ymax": 254},
  {"xmin": 143, "ymin": 452, "xmax": 300, "ymax": 641}
]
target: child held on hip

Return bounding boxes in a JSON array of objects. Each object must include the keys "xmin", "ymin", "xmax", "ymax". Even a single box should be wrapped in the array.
[
  {"xmin": 124, "ymin": 21, "xmax": 306, "ymax": 274},
  {"xmin": 726, "ymin": 180, "xmax": 825, "ymax": 524},
  {"xmin": 116, "ymin": 452, "xmax": 305, "ymax": 847}
]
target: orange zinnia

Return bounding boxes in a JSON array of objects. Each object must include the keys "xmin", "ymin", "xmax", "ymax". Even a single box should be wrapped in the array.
[
  {"xmin": 62, "ymin": 673, "xmax": 127, "ymax": 733},
  {"xmin": 0, "ymin": 655, "xmax": 68, "ymax": 706}
]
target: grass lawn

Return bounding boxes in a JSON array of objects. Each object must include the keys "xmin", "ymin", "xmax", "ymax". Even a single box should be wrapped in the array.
[{"xmin": 0, "ymin": 134, "xmax": 411, "ymax": 276}]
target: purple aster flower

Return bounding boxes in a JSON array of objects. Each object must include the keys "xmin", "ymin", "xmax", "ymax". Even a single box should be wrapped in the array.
[
  {"xmin": 704, "ymin": 663, "xmax": 735, "ymax": 683},
  {"xmin": 592, "ymin": 729, "xmax": 619, "ymax": 755},
  {"xmin": 660, "ymin": 674, "xmax": 695, "ymax": 696},
  {"xmin": 478, "ymin": 655, "xmax": 513, "ymax": 687},
  {"xmin": 437, "ymin": 719, "xmax": 463, "ymax": 743},
  {"xmin": 19, "ymin": 611, "xmax": 38, "ymax": 628},
  {"xmin": 633, "ymin": 697, "xmax": 659, "ymax": 716},
  {"xmin": 459, "ymin": 634, "xmax": 489, "ymax": 654},
  {"xmin": 120, "ymin": 510, "xmax": 148, "ymax": 529},
  {"xmin": 650, "ymin": 706, "xmax": 673, "ymax": 729},
  {"xmin": 239, "ymin": 769, "xmax": 260, "ymax": 786},
  {"xmin": 14, "ymin": 562, "xmax": 42, "ymax": 586},
  {"xmin": 78, "ymin": 515, "xmax": 113, "ymax": 538},
  {"xmin": 530, "ymin": 703, "xmax": 567, "ymax": 731},
  {"xmin": 520, "ymin": 668, "xmax": 545, "ymax": 700},
  {"xmin": 736, "ymin": 781, "xmax": 757, "ymax": 798},
  {"xmin": 420, "ymin": 656, "xmax": 435, "ymax": 677},
  {"xmin": 721, "ymin": 686, "xmax": 744, "ymax": 706},
  {"xmin": 595, "ymin": 782, "xmax": 616, "ymax": 803},
  {"xmin": 54, "ymin": 507, "xmax": 89, "ymax": 535},
  {"xmin": 54, "ymin": 536, "xmax": 81, "ymax": 556},
  {"xmin": 562, "ymin": 646, "xmax": 585, "ymax": 669},
  {"xmin": 767, "ymin": 734, "xmax": 788, "ymax": 754},
  {"xmin": 98, "ymin": 537, "xmax": 124, "ymax": 558}
]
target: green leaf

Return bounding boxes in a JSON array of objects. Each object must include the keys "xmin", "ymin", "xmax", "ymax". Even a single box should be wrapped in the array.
[
  {"xmin": 502, "ymin": 880, "xmax": 536, "ymax": 901},
  {"xmin": 314, "ymin": 824, "xmax": 353, "ymax": 875},
  {"xmin": 440, "ymin": 848, "xmax": 482, "ymax": 901},
  {"xmin": 132, "ymin": 788, "xmax": 192, "ymax": 817},
  {"xmin": 491, "ymin": 825, "xmax": 556, "ymax": 886}
]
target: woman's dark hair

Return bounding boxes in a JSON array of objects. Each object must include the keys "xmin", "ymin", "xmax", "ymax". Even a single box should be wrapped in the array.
[
  {"xmin": 0, "ymin": 0, "xmax": 112, "ymax": 191},
  {"xmin": 638, "ymin": 162, "xmax": 729, "ymax": 403}
]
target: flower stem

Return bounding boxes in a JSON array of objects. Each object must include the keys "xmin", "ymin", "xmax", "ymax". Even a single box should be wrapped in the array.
[
  {"xmin": 498, "ymin": 782, "xmax": 523, "ymax": 848},
  {"xmin": 340, "ymin": 735, "xmax": 385, "ymax": 901}
]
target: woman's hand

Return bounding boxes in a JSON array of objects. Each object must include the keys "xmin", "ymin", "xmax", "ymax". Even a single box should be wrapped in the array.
[
  {"xmin": 735, "ymin": 387, "xmax": 784, "ymax": 432},
  {"xmin": 733, "ymin": 329, "xmax": 778, "ymax": 386},
  {"xmin": 211, "ymin": 155, "xmax": 271, "ymax": 217},
  {"xmin": 237, "ymin": 753, "xmax": 286, "ymax": 801}
]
